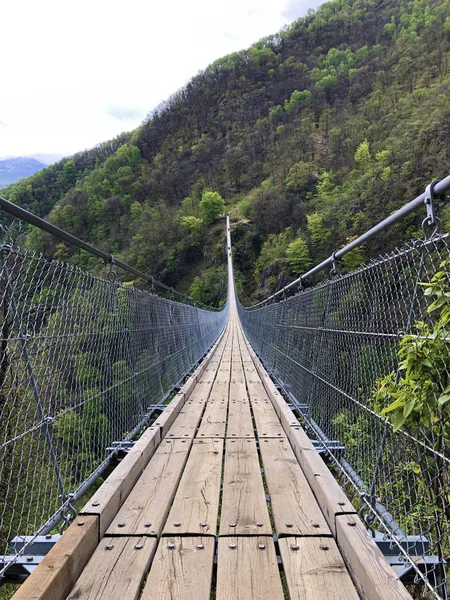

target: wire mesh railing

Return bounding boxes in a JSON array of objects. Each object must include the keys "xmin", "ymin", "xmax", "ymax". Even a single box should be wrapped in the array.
[
  {"xmin": 0, "ymin": 211, "xmax": 227, "ymax": 579},
  {"xmin": 238, "ymin": 179, "xmax": 450, "ymax": 599}
]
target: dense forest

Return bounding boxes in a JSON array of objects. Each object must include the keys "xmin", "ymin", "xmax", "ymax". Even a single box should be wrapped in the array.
[{"xmin": 3, "ymin": 0, "xmax": 450, "ymax": 302}]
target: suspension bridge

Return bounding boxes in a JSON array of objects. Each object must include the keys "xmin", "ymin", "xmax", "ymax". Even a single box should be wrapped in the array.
[{"xmin": 0, "ymin": 176, "xmax": 450, "ymax": 599}]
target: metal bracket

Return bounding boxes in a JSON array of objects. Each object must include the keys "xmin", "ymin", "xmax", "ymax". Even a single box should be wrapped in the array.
[
  {"xmin": 422, "ymin": 180, "xmax": 441, "ymax": 238},
  {"xmin": 0, "ymin": 535, "xmax": 61, "ymax": 583}
]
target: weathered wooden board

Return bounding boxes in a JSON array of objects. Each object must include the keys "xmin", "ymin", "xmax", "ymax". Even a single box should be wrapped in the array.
[
  {"xmin": 259, "ymin": 438, "xmax": 330, "ymax": 537},
  {"xmin": 228, "ymin": 349, "xmax": 254, "ymax": 439},
  {"xmin": 141, "ymin": 537, "xmax": 214, "ymax": 600},
  {"xmin": 197, "ymin": 397, "xmax": 228, "ymax": 437},
  {"xmin": 165, "ymin": 402, "xmax": 206, "ymax": 439},
  {"xmin": 67, "ymin": 536, "xmax": 157, "ymax": 600},
  {"xmin": 287, "ymin": 426, "xmax": 356, "ymax": 534},
  {"xmin": 164, "ymin": 438, "xmax": 223, "ymax": 536},
  {"xmin": 81, "ymin": 426, "xmax": 161, "ymax": 537},
  {"xmin": 11, "ymin": 517, "xmax": 98, "ymax": 600},
  {"xmin": 220, "ymin": 438, "xmax": 271, "ymax": 536},
  {"xmin": 216, "ymin": 537, "xmax": 284, "ymax": 600},
  {"xmin": 250, "ymin": 399, "xmax": 286, "ymax": 438},
  {"xmin": 152, "ymin": 393, "xmax": 185, "ymax": 437},
  {"xmin": 278, "ymin": 536, "xmax": 359, "ymax": 600},
  {"xmin": 226, "ymin": 397, "xmax": 254, "ymax": 438},
  {"xmin": 336, "ymin": 515, "xmax": 413, "ymax": 600},
  {"xmin": 107, "ymin": 439, "xmax": 191, "ymax": 536}
]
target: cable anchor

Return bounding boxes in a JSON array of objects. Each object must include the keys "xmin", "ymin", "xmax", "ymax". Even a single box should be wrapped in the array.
[
  {"xmin": 330, "ymin": 252, "xmax": 339, "ymax": 277},
  {"xmin": 422, "ymin": 180, "xmax": 441, "ymax": 239},
  {"xmin": 107, "ymin": 254, "xmax": 117, "ymax": 283}
]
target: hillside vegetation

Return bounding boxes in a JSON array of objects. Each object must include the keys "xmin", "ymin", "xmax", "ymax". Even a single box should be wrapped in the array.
[{"xmin": 3, "ymin": 0, "xmax": 450, "ymax": 302}]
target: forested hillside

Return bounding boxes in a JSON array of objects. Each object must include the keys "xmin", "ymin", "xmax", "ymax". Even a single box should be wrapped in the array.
[{"xmin": 3, "ymin": 0, "xmax": 450, "ymax": 302}]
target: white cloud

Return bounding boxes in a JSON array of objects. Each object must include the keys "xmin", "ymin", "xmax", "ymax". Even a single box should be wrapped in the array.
[{"xmin": 0, "ymin": 0, "xmax": 323, "ymax": 158}]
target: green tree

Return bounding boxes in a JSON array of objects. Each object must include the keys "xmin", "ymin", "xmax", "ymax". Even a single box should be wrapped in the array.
[
  {"xmin": 286, "ymin": 237, "xmax": 312, "ymax": 275},
  {"xmin": 199, "ymin": 190, "xmax": 225, "ymax": 224},
  {"xmin": 181, "ymin": 215, "xmax": 202, "ymax": 246}
]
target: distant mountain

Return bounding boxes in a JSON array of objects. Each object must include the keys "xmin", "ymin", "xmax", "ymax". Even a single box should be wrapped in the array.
[{"xmin": 0, "ymin": 157, "xmax": 46, "ymax": 189}]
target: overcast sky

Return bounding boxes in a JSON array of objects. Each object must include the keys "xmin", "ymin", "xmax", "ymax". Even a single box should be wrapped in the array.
[{"xmin": 0, "ymin": 0, "xmax": 324, "ymax": 162}]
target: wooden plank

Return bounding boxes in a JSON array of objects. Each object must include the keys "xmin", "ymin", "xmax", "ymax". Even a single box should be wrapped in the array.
[
  {"xmin": 11, "ymin": 517, "xmax": 98, "ymax": 600},
  {"xmin": 287, "ymin": 426, "xmax": 356, "ymax": 534},
  {"xmin": 278, "ymin": 536, "xmax": 359, "ymax": 600},
  {"xmin": 227, "ymin": 398, "xmax": 254, "ymax": 439},
  {"xmin": 227, "ymin": 350, "xmax": 254, "ymax": 438},
  {"xmin": 107, "ymin": 439, "xmax": 192, "ymax": 536},
  {"xmin": 165, "ymin": 402, "xmax": 206, "ymax": 439},
  {"xmin": 197, "ymin": 397, "xmax": 228, "ymax": 437},
  {"xmin": 164, "ymin": 438, "xmax": 223, "ymax": 536},
  {"xmin": 67, "ymin": 536, "xmax": 157, "ymax": 600},
  {"xmin": 250, "ymin": 396, "xmax": 285, "ymax": 438},
  {"xmin": 81, "ymin": 426, "xmax": 161, "ymax": 537},
  {"xmin": 141, "ymin": 537, "xmax": 214, "ymax": 600},
  {"xmin": 216, "ymin": 537, "xmax": 284, "ymax": 600},
  {"xmin": 153, "ymin": 392, "xmax": 186, "ymax": 437},
  {"xmin": 259, "ymin": 438, "xmax": 330, "ymax": 537},
  {"xmin": 336, "ymin": 515, "xmax": 413, "ymax": 600},
  {"xmin": 220, "ymin": 438, "xmax": 271, "ymax": 535}
]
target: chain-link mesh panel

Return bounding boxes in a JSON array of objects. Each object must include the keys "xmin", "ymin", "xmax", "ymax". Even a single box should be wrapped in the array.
[
  {"xmin": 238, "ymin": 234, "xmax": 450, "ymax": 599},
  {"xmin": 0, "ymin": 244, "xmax": 227, "ymax": 577}
]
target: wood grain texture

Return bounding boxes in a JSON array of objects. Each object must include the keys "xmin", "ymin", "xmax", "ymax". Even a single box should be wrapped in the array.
[
  {"xmin": 164, "ymin": 438, "xmax": 223, "ymax": 536},
  {"xmin": 165, "ymin": 402, "xmax": 206, "ymax": 439},
  {"xmin": 67, "ymin": 536, "xmax": 156, "ymax": 600},
  {"xmin": 250, "ymin": 397, "xmax": 286, "ymax": 438},
  {"xmin": 220, "ymin": 438, "xmax": 271, "ymax": 535},
  {"xmin": 336, "ymin": 515, "xmax": 413, "ymax": 600},
  {"xmin": 11, "ymin": 517, "xmax": 98, "ymax": 600},
  {"xmin": 197, "ymin": 397, "xmax": 228, "ymax": 437},
  {"xmin": 279, "ymin": 536, "xmax": 359, "ymax": 600},
  {"xmin": 81, "ymin": 426, "xmax": 161, "ymax": 537},
  {"xmin": 227, "ymin": 350, "xmax": 254, "ymax": 438},
  {"xmin": 216, "ymin": 537, "xmax": 284, "ymax": 600},
  {"xmin": 287, "ymin": 426, "xmax": 356, "ymax": 534},
  {"xmin": 107, "ymin": 439, "xmax": 191, "ymax": 536},
  {"xmin": 226, "ymin": 397, "xmax": 254, "ymax": 438},
  {"xmin": 259, "ymin": 438, "xmax": 331, "ymax": 537},
  {"xmin": 142, "ymin": 537, "xmax": 214, "ymax": 600}
]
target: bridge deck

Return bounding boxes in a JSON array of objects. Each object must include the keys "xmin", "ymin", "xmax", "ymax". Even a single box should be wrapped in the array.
[
  {"xmin": 12, "ymin": 222, "xmax": 411, "ymax": 600},
  {"xmin": 66, "ymin": 317, "xmax": 361, "ymax": 600}
]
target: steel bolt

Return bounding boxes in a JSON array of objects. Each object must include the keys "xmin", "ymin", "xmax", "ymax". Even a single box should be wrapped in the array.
[
  {"xmin": 197, "ymin": 544, "xmax": 204, "ymax": 549},
  {"xmin": 291, "ymin": 545, "xmax": 299, "ymax": 551},
  {"xmin": 135, "ymin": 543, "xmax": 143, "ymax": 550},
  {"xmin": 312, "ymin": 523, "xmax": 320, "ymax": 528},
  {"xmin": 26, "ymin": 556, "xmax": 33, "ymax": 562},
  {"xmin": 285, "ymin": 523, "xmax": 293, "ymax": 528},
  {"xmin": 348, "ymin": 521, "xmax": 357, "ymax": 527},
  {"xmin": 174, "ymin": 522, "xmax": 181, "ymax": 527},
  {"xmin": 106, "ymin": 544, "xmax": 114, "ymax": 550},
  {"xmin": 118, "ymin": 522, "xmax": 125, "ymax": 528},
  {"xmin": 200, "ymin": 522, "xmax": 207, "ymax": 527},
  {"xmin": 77, "ymin": 521, "xmax": 84, "ymax": 526},
  {"xmin": 320, "ymin": 544, "xmax": 329, "ymax": 551},
  {"xmin": 258, "ymin": 544, "xmax": 266, "ymax": 550},
  {"xmin": 144, "ymin": 523, "xmax": 151, "ymax": 528},
  {"xmin": 92, "ymin": 501, "xmax": 100, "ymax": 507},
  {"xmin": 168, "ymin": 542, "xmax": 176, "ymax": 549},
  {"xmin": 229, "ymin": 523, "xmax": 237, "ymax": 527},
  {"xmin": 229, "ymin": 543, "xmax": 237, "ymax": 549},
  {"xmin": 45, "ymin": 534, "xmax": 52, "ymax": 539},
  {"xmin": 338, "ymin": 502, "xmax": 345, "ymax": 506},
  {"xmin": 256, "ymin": 522, "xmax": 263, "ymax": 527}
]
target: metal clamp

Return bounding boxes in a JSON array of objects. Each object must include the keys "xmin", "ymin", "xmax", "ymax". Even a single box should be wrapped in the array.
[
  {"xmin": 330, "ymin": 252, "xmax": 339, "ymax": 277},
  {"xmin": 59, "ymin": 494, "xmax": 77, "ymax": 533},
  {"xmin": 422, "ymin": 180, "xmax": 441, "ymax": 239},
  {"xmin": 107, "ymin": 255, "xmax": 117, "ymax": 283}
]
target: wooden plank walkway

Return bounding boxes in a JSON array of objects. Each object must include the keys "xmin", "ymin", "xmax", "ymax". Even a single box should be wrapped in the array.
[{"xmin": 14, "ymin": 225, "xmax": 412, "ymax": 600}]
